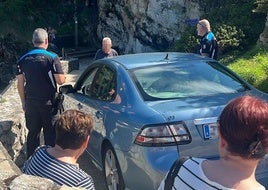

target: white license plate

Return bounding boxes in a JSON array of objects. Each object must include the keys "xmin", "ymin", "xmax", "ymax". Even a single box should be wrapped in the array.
[{"xmin": 202, "ymin": 123, "xmax": 218, "ymax": 140}]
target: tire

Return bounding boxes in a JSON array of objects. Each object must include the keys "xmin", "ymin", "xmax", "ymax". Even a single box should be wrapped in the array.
[{"xmin": 103, "ymin": 146, "xmax": 125, "ymax": 190}]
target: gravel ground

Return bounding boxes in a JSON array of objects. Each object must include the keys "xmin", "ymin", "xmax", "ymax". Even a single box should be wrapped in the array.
[{"xmin": 78, "ymin": 152, "xmax": 108, "ymax": 190}]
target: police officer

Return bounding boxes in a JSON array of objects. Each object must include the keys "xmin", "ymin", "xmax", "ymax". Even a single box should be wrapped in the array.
[
  {"xmin": 197, "ymin": 19, "xmax": 218, "ymax": 60},
  {"xmin": 16, "ymin": 28, "xmax": 66, "ymax": 158}
]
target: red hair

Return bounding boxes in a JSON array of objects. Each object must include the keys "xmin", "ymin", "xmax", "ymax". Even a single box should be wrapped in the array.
[{"xmin": 219, "ymin": 95, "xmax": 268, "ymax": 159}]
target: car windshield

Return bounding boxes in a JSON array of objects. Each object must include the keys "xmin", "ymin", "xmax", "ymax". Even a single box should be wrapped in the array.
[{"xmin": 131, "ymin": 61, "xmax": 249, "ymax": 100}]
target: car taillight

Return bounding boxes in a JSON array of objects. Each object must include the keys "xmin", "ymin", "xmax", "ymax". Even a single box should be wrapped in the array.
[{"xmin": 134, "ymin": 123, "xmax": 192, "ymax": 146}]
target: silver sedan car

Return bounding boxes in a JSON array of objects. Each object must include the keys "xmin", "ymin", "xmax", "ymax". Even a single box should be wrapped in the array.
[{"xmin": 60, "ymin": 52, "xmax": 268, "ymax": 190}]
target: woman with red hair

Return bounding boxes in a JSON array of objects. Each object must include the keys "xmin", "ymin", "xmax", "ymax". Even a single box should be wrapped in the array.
[{"xmin": 159, "ymin": 95, "xmax": 268, "ymax": 190}]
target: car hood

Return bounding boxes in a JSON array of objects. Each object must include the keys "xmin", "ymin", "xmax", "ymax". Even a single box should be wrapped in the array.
[{"xmin": 146, "ymin": 93, "xmax": 245, "ymax": 121}]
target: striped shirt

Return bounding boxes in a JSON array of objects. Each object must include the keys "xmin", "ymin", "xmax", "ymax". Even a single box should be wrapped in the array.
[
  {"xmin": 158, "ymin": 157, "xmax": 265, "ymax": 190},
  {"xmin": 22, "ymin": 146, "xmax": 95, "ymax": 190}
]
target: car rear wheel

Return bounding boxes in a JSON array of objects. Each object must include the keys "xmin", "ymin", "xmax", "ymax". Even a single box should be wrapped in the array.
[{"xmin": 103, "ymin": 146, "xmax": 125, "ymax": 190}]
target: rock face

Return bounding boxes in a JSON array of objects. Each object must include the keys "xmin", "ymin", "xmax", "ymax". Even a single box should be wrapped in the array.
[
  {"xmin": 96, "ymin": 0, "xmax": 200, "ymax": 54},
  {"xmin": 258, "ymin": 12, "xmax": 268, "ymax": 45}
]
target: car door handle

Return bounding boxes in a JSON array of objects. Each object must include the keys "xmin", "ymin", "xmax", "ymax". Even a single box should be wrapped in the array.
[
  {"xmin": 95, "ymin": 111, "xmax": 103, "ymax": 119},
  {"xmin": 77, "ymin": 103, "xmax": 83, "ymax": 110}
]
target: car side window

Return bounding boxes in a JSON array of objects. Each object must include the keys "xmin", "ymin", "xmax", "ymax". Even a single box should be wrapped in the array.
[
  {"xmin": 81, "ymin": 67, "xmax": 98, "ymax": 96},
  {"xmin": 90, "ymin": 66, "xmax": 116, "ymax": 101}
]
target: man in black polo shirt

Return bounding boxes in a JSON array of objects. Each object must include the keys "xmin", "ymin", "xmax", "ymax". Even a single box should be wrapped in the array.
[{"xmin": 16, "ymin": 28, "xmax": 66, "ymax": 158}]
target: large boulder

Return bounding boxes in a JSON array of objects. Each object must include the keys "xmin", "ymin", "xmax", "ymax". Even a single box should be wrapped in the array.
[
  {"xmin": 258, "ymin": 12, "xmax": 268, "ymax": 46},
  {"xmin": 0, "ymin": 80, "xmax": 27, "ymax": 168},
  {"xmin": 96, "ymin": 0, "xmax": 200, "ymax": 54}
]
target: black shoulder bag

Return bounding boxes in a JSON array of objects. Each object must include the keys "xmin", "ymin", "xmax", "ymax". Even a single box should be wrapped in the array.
[{"xmin": 52, "ymin": 92, "xmax": 64, "ymax": 115}]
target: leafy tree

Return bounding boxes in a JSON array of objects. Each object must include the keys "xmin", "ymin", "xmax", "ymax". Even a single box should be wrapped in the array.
[
  {"xmin": 202, "ymin": 0, "xmax": 266, "ymax": 51},
  {"xmin": 172, "ymin": 0, "xmax": 266, "ymax": 56}
]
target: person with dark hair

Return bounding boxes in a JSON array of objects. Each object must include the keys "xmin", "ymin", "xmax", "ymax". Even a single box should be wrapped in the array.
[
  {"xmin": 16, "ymin": 28, "xmax": 66, "ymax": 158},
  {"xmin": 197, "ymin": 19, "xmax": 218, "ymax": 60},
  {"xmin": 94, "ymin": 37, "xmax": 118, "ymax": 60},
  {"xmin": 47, "ymin": 26, "xmax": 56, "ymax": 44},
  {"xmin": 22, "ymin": 109, "xmax": 95, "ymax": 190},
  {"xmin": 159, "ymin": 95, "xmax": 268, "ymax": 190}
]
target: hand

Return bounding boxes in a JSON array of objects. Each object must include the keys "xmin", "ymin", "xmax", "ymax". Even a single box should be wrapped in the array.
[{"xmin": 108, "ymin": 89, "xmax": 115, "ymax": 96}]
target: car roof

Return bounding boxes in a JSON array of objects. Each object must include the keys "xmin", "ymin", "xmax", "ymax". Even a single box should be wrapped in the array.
[{"xmin": 107, "ymin": 52, "xmax": 213, "ymax": 70}]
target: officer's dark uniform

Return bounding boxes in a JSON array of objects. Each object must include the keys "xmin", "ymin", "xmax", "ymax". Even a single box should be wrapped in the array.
[
  {"xmin": 16, "ymin": 48, "xmax": 64, "ymax": 157},
  {"xmin": 199, "ymin": 31, "xmax": 218, "ymax": 60}
]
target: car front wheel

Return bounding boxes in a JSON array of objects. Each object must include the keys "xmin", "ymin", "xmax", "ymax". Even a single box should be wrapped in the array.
[{"xmin": 103, "ymin": 146, "xmax": 125, "ymax": 190}]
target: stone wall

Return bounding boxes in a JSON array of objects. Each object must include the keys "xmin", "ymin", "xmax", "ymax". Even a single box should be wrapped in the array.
[
  {"xmin": 60, "ymin": 58, "xmax": 80, "ymax": 74},
  {"xmin": 0, "ymin": 80, "xmax": 26, "ymax": 168},
  {"xmin": 0, "ymin": 141, "xmax": 81, "ymax": 190}
]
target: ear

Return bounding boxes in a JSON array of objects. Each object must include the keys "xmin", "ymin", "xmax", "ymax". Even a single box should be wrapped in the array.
[
  {"xmin": 45, "ymin": 38, "xmax": 49, "ymax": 45},
  {"xmin": 218, "ymin": 132, "xmax": 227, "ymax": 148},
  {"xmin": 82, "ymin": 135, "xmax": 90, "ymax": 149}
]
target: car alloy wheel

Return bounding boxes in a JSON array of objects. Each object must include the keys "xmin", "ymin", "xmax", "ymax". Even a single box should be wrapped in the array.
[{"xmin": 103, "ymin": 146, "xmax": 124, "ymax": 190}]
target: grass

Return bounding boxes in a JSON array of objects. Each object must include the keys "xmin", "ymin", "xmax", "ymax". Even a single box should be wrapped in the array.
[{"xmin": 225, "ymin": 46, "xmax": 268, "ymax": 93}]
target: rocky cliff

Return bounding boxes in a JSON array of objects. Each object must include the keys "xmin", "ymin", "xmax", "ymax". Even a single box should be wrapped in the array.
[
  {"xmin": 259, "ymin": 13, "xmax": 268, "ymax": 45},
  {"xmin": 96, "ymin": 0, "xmax": 200, "ymax": 54}
]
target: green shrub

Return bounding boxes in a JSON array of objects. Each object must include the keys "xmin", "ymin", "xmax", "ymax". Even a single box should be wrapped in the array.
[
  {"xmin": 168, "ymin": 27, "xmax": 198, "ymax": 53},
  {"xmin": 215, "ymin": 24, "xmax": 245, "ymax": 54},
  {"xmin": 200, "ymin": 0, "xmax": 266, "ymax": 53}
]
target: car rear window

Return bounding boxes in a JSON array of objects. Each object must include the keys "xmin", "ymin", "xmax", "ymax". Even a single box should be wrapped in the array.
[{"xmin": 131, "ymin": 61, "xmax": 249, "ymax": 100}]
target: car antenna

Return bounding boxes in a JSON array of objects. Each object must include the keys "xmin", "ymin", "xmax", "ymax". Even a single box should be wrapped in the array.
[{"xmin": 164, "ymin": 53, "xmax": 169, "ymax": 60}]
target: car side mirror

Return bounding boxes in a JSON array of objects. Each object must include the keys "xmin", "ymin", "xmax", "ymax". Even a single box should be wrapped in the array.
[{"xmin": 59, "ymin": 84, "xmax": 75, "ymax": 94}]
